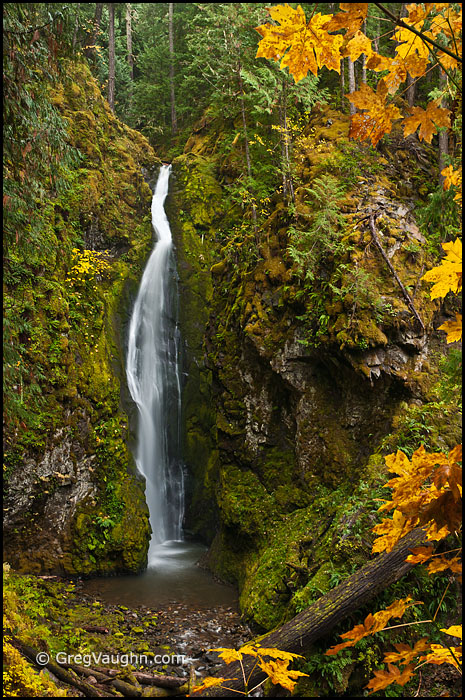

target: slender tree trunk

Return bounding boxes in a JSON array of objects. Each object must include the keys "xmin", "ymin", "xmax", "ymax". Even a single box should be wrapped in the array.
[
  {"xmin": 107, "ymin": 3, "xmax": 115, "ymax": 112},
  {"xmin": 85, "ymin": 3, "xmax": 103, "ymax": 60},
  {"xmin": 168, "ymin": 2, "xmax": 177, "ymax": 134},
  {"xmin": 126, "ymin": 3, "xmax": 134, "ymax": 82},
  {"xmin": 340, "ymin": 58, "xmax": 345, "ymax": 111},
  {"xmin": 196, "ymin": 528, "xmax": 427, "ymax": 697},
  {"xmin": 72, "ymin": 3, "xmax": 80, "ymax": 50},
  {"xmin": 438, "ymin": 68, "xmax": 449, "ymax": 187},
  {"xmin": 281, "ymin": 79, "xmax": 294, "ymax": 204},
  {"xmin": 361, "ymin": 20, "xmax": 367, "ymax": 84},
  {"xmin": 348, "ymin": 57, "xmax": 356, "ymax": 115},
  {"xmin": 278, "ymin": 100, "xmax": 287, "ymax": 198},
  {"xmin": 237, "ymin": 69, "xmax": 257, "ymax": 228},
  {"xmin": 406, "ymin": 73, "xmax": 415, "ymax": 106}
]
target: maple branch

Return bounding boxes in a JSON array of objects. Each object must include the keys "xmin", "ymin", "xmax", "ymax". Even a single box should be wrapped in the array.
[
  {"xmin": 433, "ymin": 578, "xmax": 452, "ymax": 622},
  {"xmin": 373, "ymin": 3, "xmax": 462, "ymax": 64},
  {"xmin": 368, "ymin": 214, "xmax": 426, "ymax": 334}
]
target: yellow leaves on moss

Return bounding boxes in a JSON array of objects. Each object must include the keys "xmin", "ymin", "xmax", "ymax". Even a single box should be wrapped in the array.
[
  {"xmin": 3, "ymin": 637, "xmax": 68, "ymax": 697},
  {"xmin": 66, "ymin": 248, "xmax": 112, "ymax": 285}
]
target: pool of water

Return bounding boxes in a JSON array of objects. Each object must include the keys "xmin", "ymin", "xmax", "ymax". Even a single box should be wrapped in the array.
[{"xmin": 80, "ymin": 540, "xmax": 238, "ymax": 609}]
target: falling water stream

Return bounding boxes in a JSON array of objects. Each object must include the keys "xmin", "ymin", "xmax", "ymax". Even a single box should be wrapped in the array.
[
  {"xmin": 82, "ymin": 165, "xmax": 237, "ymax": 609},
  {"xmin": 126, "ymin": 164, "xmax": 184, "ymax": 562}
]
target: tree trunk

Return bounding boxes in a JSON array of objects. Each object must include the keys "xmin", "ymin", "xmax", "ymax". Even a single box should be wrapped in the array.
[
  {"xmin": 237, "ymin": 69, "xmax": 257, "ymax": 228},
  {"xmin": 126, "ymin": 3, "xmax": 134, "ymax": 82},
  {"xmin": 348, "ymin": 57, "xmax": 356, "ymax": 115},
  {"xmin": 280, "ymin": 78, "xmax": 294, "ymax": 203},
  {"xmin": 196, "ymin": 528, "xmax": 427, "ymax": 697},
  {"xmin": 85, "ymin": 3, "xmax": 103, "ymax": 60},
  {"xmin": 107, "ymin": 3, "xmax": 115, "ymax": 113},
  {"xmin": 406, "ymin": 73, "xmax": 415, "ymax": 106},
  {"xmin": 168, "ymin": 3, "xmax": 177, "ymax": 134},
  {"xmin": 438, "ymin": 68, "xmax": 449, "ymax": 188},
  {"xmin": 72, "ymin": 3, "xmax": 80, "ymax": 51},
  {"xmin": 361, "ymin": 20, "xmax": 367, "ymax": 84},
  {"xmin": 340, "ymin": 58, "xmax": 345, "ymax": 111}
]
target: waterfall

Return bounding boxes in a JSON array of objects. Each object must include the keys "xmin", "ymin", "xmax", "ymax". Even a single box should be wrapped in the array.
[{"xmin": 126, "ymin": 164, "xmax": 184, "ymax": 565}]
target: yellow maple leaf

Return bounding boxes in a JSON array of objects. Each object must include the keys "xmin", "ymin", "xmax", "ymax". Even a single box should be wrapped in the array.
[
  {"xmin": 255, "ymin": 5, "xmax": 343, "ymax": 81},
  {"xmin": 425, "ymin": 522, "xmax": 450, "ymax": 541},
  {"xmin": 211, "ymin": 645, "xmax": 255, "ymax": 663},
  {"xmin": 342, "ymin": 29, "xmax": 373, "ymax": 62},
  {"xmin": 427, "ymin": 553, "xmax": 462, "ymax": 575},
  {"xmin": 441, "ymin": 625, "xmax": 463, "ymax": 640},
  {"xmin": 403, "ymin": 100, "xmax": 451, "ymax": 143},
  {"xmin": 422, "ymin": 238, "xmax": 462, "ymax": 299},
  {"xmin": 438, "ymin": 314, "xmax": 462, "ymax": 343},
  {"xmin": 253, "ymin": 646, "xmax": 304, "ymax": 662},
  {"xmin": 257, "ymin": 657, "xmax": 308, "ymax": 692},
  {"xmin": 441, "ymin": 165, "xmax": 461, "ymax": 191},
  {"xmin": 190, "ymin": 676, "xmax": 236, "ymax": 694},
  {"xmin": 393, "ymin": 19, "xmax": 430, "ymax": 61},
  {"xmin": 420, "ymin": 643, "xmax": 462, "ymax": 670}
]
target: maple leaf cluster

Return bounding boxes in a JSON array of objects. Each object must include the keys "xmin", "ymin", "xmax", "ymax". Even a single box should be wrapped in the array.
[
  {"xmin": 422, "ymin": 234, "xmax": 462, "ymax": 344},
  {"xmin": 372, "ymin": 444, "xmax": 462, "ymax": 557},
  {"xmin": 191, "ymin": 644, "xmax": 308, "ymax": 695},
  {"xmin": 256, "ymin": 2, "xmax": 461, "ymax": 146}
]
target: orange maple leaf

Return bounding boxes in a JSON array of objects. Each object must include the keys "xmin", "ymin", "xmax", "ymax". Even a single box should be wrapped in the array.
[
  {"xmin": 324, "ymin": 3, "xmax": 368, "ymax": 38},
  {"xmin": 383, "ymin": 638, "xmax": 431, "ymax": 666},
  {"xmin": 348, "ymin": 80, "xmax": 402, "ymax": 146},
  {"xmin": 403, "ymin": 100, "xmax": 451, "ymax": 143},
  {"xmin": 366, "ymin": 663, "xmax": 415, "ymax": 694},
  {"xmin": 406, "ymin": 545, "xmax": 434, "ymax": 564}
]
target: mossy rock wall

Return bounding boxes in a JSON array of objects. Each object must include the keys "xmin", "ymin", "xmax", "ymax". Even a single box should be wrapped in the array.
[
  {"xmin": 3, "ymin": 60, "xmax": 160, "ymax": 575},
  {"xmin": 171, "ymin": 106, "xmax": 459, "ymax": 630}
]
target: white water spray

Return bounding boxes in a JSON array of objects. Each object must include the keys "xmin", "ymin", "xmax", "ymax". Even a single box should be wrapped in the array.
[{"xmin": 126, "ymin": 165, "xmax": 184, "ymax": 565}]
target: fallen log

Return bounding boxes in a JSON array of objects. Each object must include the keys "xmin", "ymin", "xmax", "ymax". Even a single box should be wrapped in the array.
[
  {"xmin": 111, "ymin": 678, "xmax": 142, "ymax": 696},
  {"xmin": 10, "ymin": 637, "xmax": 105, "ymax": 697},
  {"xmin": 132, "ymin": 672, "xmax": 187, "ymax": 688},
  {"xmin": 195, "ymin": 527, "xmax": 426, "ymax": 696},
  {"xmin": 69, "ymin": 664, "xmax": 113, "ymax": 682}
]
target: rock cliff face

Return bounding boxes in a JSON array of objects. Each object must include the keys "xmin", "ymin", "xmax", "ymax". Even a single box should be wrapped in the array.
[
  {"xmin": 170, "ymin": 106, "xmax": 458, "ymax": 629},
  {"xmin": 4, "ymin": 62, "xmax": 159, "ymax": 574}
]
